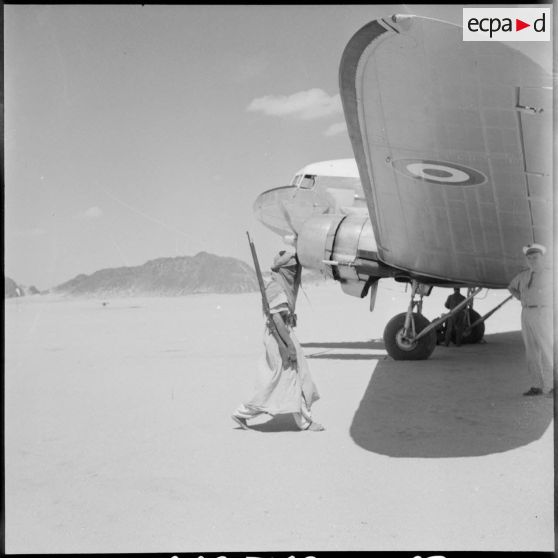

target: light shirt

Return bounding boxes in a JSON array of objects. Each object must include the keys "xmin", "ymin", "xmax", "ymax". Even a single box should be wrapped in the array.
[{"xmin": 508, "ymin": 267, "xmax": 552, "ymax": 307}]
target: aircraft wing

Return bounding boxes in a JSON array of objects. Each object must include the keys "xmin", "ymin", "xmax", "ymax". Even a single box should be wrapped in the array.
[{"xmin": 339, "ymin": 15, "xmax": 552, "ymax": 288}]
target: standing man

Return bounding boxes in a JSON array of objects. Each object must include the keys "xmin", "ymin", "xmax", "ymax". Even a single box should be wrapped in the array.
[
  {"xmin": 444, "ymin": 288, "xmax": 467, "ymax": 347},
  {"xmin": 232, "ymin": 250, "xmax": 324, "ymax": 431},
  {"xmin": 508, "ymin": 244, "xmax": 554, "ymax": 396}
]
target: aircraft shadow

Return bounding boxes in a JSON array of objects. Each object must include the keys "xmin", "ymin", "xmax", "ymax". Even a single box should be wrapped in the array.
[
  {"xmin": 302, "ymin": 339, "xmax": 386, "ymax": 360},
  {"xmin": 349, "ymin": 331, "xmax": 553, "ymax": 458}
]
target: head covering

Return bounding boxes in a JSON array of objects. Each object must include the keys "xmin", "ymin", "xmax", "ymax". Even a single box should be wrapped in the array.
[
  {"xmin": 271, "ymin": 250, "xmax": 297, "ymax": 271},
  {"xmin": 523, "ymin": 243, "xmax": 546, "ymax": 256},
  {"xmin": 268, "ymin": 250, "xmax": 301, "ymax": 312}
]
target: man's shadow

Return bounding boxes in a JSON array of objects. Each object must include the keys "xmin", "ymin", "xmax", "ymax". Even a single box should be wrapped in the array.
[
  {"xmin": 247, "ymin": 414, "xmax": 302, "ymax": 432},
  {"xmin": 302, "ymin": 339, "xmax": 386, "ymax": 360}
]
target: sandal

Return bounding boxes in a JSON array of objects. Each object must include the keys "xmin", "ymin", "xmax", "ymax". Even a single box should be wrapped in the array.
[
  {"xmin": 231, "ymin": 415, "xmax": 250, "ymax": 429},
  {"xmin": 304, "ymin": 421, "xmax": 325, "ymax": 431}
]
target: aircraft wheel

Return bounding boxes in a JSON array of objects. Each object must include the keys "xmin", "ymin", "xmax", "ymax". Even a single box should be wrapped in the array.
[
  {"xmin": 435, "ymin": 319, "xmax": 447, "ymax": 345},
  {"xmin": 462, "ymin": 309, "xmax": 485, "ymax": 344},
  {"xmin": 383, "ymin": 312, "xmax": 437, "ymax": 360}
]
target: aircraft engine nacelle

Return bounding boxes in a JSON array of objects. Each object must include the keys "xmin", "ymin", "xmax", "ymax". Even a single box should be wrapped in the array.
[{"xmin": 297, "ymin": 213, "xmax": 389, "ymax": 298}]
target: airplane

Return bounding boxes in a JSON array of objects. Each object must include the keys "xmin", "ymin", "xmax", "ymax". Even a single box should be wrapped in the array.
[{"xmin": 253, "ymin": 14, "xmax": 553, "ymax": 360}]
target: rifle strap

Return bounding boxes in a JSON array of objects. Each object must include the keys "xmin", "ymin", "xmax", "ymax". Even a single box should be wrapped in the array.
[{"xmin": 265, "ymin": 317, "xmax": 288, "ymax": 347}]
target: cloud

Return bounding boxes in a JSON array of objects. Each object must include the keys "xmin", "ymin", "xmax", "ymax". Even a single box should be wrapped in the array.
[
  {"xmin": 247, "ymin": 88, "xmax": 342, "ymax": 120},
  {"xmin": 324, "ymin": 121, "xmax": 347, "ymax": 137},
  {"xmin": 75, "ymin": 206, "xmax": 104, "ymax": 220}
]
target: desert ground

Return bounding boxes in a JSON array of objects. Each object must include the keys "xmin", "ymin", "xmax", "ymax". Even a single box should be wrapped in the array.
[{"xmin": 4, "ymin": 280, "xmax": 554, "ymax": 553}]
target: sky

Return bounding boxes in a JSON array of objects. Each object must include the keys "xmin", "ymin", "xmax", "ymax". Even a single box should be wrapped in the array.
[{"xmin": 4, "ymin": 4, "xmax": 553, "ymax": 290}]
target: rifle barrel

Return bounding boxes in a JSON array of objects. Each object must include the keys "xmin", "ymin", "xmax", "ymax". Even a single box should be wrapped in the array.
[
  {"xmin": 245, "ymin": 232, "xmax": 295, "ymax": 367},
  {"xmin": 247, "ymin": 232, "xmax": 271, "ymax": 316}
]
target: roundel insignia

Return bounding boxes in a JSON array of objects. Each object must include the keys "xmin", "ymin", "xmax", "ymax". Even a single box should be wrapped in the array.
[{"xmin": 391, "ymin": 159, "xmax": 486, "ymax": 186}]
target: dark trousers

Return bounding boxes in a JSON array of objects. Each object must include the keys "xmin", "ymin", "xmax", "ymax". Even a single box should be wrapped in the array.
[{"xmin": 445, "ymin": 311, "xmax": 466, "ymax": 346}]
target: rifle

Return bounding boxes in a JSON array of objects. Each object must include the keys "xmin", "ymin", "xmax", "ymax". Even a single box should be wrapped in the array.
[{"xmin": 246, "ymin": 232, "xmax": 293, "ymax": 366}]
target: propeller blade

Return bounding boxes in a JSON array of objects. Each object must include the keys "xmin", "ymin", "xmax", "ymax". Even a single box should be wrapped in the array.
[{"xmin": 279, "ymin": 200, "xmax": 297, "ymax": 234}]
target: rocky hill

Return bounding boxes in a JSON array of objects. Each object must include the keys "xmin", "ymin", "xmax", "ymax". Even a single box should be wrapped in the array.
[
  {"xmin": 53, "ymin": 252, "xmax": 259, "ymax": 296},
  {"xmin": 5, "ymin": 277, "xmax": 23, "ymax": 298},
  {"xmin": 4, "ymin": 277, "xmax": 41, "ymax": 297}
]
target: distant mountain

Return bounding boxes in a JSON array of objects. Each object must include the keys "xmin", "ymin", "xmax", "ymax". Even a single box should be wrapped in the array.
[
  {"xmin": 53, "ymin": 252, "xmax": 259, "ymax": 296},
  {"xmin": 4, "ymin": 277, "xmax": 40, "ymax": 297},
  {"xmin": 5, "ymin": 277, "xmax": 23, "ymax": 298}
]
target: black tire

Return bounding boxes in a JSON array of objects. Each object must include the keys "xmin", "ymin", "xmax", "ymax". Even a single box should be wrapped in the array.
[
  {"xmin": 461, "ymin": 308, "xmax": 485, "ymax": 344},
  {"xmin": 383, "ymin": 312, "xmax": 437, "ymax": 360}
]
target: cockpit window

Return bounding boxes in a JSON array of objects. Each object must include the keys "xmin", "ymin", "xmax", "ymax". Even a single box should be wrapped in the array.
[{"xmin": 293, "ymin": 174, "xmax": 316, "ymax": 189}]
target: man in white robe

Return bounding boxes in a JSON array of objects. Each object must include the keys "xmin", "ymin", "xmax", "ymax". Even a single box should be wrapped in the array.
[{"xmin": 232, "ymin": 250, "xmax": 323, "ymax": 431}]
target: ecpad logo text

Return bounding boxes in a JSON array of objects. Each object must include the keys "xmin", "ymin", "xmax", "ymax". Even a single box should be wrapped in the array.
[{"xmin": 463, "ymin": 8, "xmax": 551, "ymax": 41}]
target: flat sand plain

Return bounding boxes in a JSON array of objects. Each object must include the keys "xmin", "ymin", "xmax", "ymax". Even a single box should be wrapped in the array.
[{"xmin": 5, "ymin": 280, "xmax": 554, "ymax": 552}]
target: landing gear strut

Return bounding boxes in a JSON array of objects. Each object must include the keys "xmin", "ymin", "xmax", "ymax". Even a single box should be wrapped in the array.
[
  {"xmin": 383, "ymin": 281, "xmax": 437, "ymax": 360},
  {"xmin": 382, "ymin": 283, "xmax": 509, "ymax": 360},
  {"xmin": 460, "ymin": 288, "xmax": 485, "ymax": 344}
]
